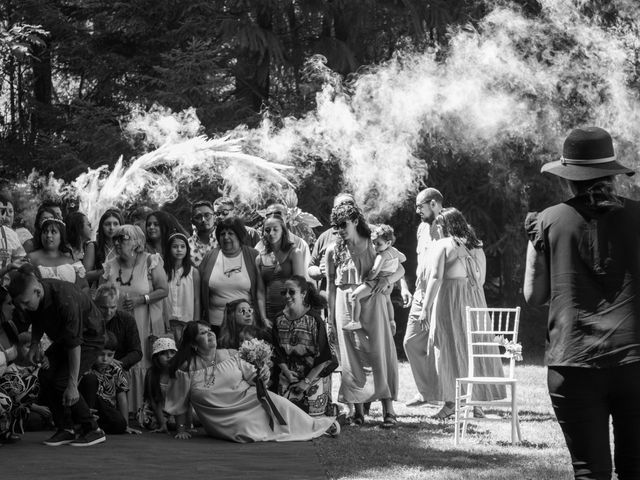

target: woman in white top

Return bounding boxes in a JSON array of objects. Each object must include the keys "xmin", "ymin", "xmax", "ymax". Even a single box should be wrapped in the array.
[
  {"xmin": 199, "ymin": 217, "xmax": 267, "ymax": 335},
  {"xmin": 27, "ymin": 218, "xmax": 88, "ymax": 292}
]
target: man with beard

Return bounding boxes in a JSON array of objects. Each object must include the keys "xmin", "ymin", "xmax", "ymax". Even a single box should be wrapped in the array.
[
  {"xmin": 189, "ymin": 200, "xmax": 218, "ymax": 267},
  {"xmin": 404, "ymin": 188, "xmax": 444, "ymax": 406}
]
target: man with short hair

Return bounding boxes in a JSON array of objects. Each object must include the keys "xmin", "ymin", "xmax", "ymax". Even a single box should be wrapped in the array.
[
  {"xmin": 95, "ymin": 284, "xmax": 142, "ymax": 371},
  {"xmin": 404, "ymin": 187, "xmax": 444, "ymax": 406},
  {"xmin": 189, "ymin": 200, "xmax": 218, "ymax": 267},
  {"xmin": 213, "ymin": 197, "xmax": 260, "ymax": 247}
]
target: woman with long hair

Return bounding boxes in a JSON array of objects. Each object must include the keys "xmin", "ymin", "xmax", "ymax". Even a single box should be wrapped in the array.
[
  {"xmin": 165, "ymin": 321, "xmax": 338, "ymax": 442},
  {"xmin": 326, "ymin": 204, "xmax": 404, "ymax": 427},
  {"xmin": 145, "ymin": 211, "xmax": 188, "ymax": 257},
  {"xmin": 86, "ymin": 208, "xmax": 124, "ymax": 284},
  {"xmin": 65, "ymin": 211, "xmax": 93, "ymax": 262},
  {"xmin": 422, "ymin": 207, "xmax": 505, "ymax": 419}
]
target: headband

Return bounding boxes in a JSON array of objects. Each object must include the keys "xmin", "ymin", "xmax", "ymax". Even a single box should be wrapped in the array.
[
  {"xmin": 168, "ymin": 231, "xmax": 188, "ymax": 244},
  {"xmin": 39, "ymin": 217, "xmax": 66, "ymax": 229}
]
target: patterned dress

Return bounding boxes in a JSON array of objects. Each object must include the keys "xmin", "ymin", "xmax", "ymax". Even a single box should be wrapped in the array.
[{"xmin": 272, "ymin": 310, "xmax": 337, "ymax": 416}]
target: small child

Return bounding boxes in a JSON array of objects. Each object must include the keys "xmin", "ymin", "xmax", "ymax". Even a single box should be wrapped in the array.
[
  {"xmin": 80, "ymin": 331, "xmax": 140, "ymax": 436},
  {"xmin": 139, "ymin": 337, "xmax": 177, "ymax": 432},
  {"xmin": 344, "ymin": 224, "xmax": 406, "ymax": 331},
  {"xmin": 163, "ymin": 232, "xmax": 200, "ymax": 343}
]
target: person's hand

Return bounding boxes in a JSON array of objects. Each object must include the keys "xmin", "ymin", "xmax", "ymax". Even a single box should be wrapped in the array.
[
  {"xmin": 126, "ymin": 426, "xmax": 142, "ymax": 435},
  {"xmin": 111, "ymin": 358, "xmax": 123, "ymax": 368},
  {"xmin": 122, "ymin": 294, "xmax": 135, "ymax": 311},
  {"xmin": 27, "ymin": 344, "xmax": 42, "ymax": 366},
  {"xmin": 319, "ymin": 262, "xmax": 327, "ymax": 276},
  {"xmin": 284, "ymin": 370, "xmax": 299, "ymax": 384},
  {"xmin": 258, "ymin": 364, "xmax": 270, "ymax": 382},
  {"xmin": 401, "ymin": 289, "xmax": 412, "ymax": 308},
  {"xmin": 292, "ymin": 380, "xmax": 311, "ymax": 394},
  {"xmin": 389, "ymin": 320, "xmax": 397, "ymax": 336},
  {"xmin": 418, "ymin": 310, "xmax": 430, "ymax": 331},
  {"xmin": 349, "ymin": 291, "xmax": 358, "ymax": 303},
  {"xmin": 174, "ymin": 430, "xmax": 191, "ymax": 440},
  {"xmin": 62, "ymin": 383, "xmax": 80, "ymax": 407},
  {"xmin": 372, "ymin": 276, "xmax": 390, "ymax": 294}
]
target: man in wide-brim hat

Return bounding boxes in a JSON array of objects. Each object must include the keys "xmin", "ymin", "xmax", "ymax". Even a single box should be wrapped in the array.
[{"xmin": 523, "ymin": 126, "xmax": 640, "ymax": 479}]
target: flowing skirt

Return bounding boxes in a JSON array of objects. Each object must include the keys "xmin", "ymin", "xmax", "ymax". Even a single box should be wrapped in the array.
[{"xmin": 425, "ymin": 278, "xmax": 506, "ymax": 402}]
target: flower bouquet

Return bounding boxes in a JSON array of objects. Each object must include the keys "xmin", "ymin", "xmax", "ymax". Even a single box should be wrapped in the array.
[
  {"xmin": 239, "ymin": 339, "xmax": 286, "ymax": 430},
  {"xmin": 493, "ymin": 335, "xmax": 523, "ymax": 361}
]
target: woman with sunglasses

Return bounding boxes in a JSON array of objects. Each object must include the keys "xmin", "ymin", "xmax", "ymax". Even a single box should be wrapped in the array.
[
  {"xmin": 326, "ymin": 204, "xmax": 405, "ymax": 427},
  {"xmin": 218, "ymin": 299, "xmax": 269, "ymax": 350},
  {"xmin": 272, "ymin": 276, "xmax": 337, "ymax": 416},
  {"xmin": 100, "ymin": 224, "xmax": 168, "ymax": 413}
]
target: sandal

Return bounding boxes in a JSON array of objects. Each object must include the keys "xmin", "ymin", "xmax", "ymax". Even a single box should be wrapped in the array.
[
  {"xmin": 381, "ymin": 413, "xmax": 397, "ymax": 428},
  {"xmin": 431, "ymin": 404, "xmax": 455, "ymax": 420}
]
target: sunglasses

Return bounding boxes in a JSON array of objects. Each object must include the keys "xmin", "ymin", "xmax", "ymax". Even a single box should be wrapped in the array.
[
  {"xmin": 214, "ymin": 210, "xmax": 231, "ymax": 217},
  {"xmin": 113, "ymin": 234, "xmax": 132, "ymax": 243},
  {"xmin": 265, "ymin": 211, "xmax": 283, "ymax": 217},
  {"xmin": 331, "ymin": 222, "xmax": 347, "ymax": 230},
  {"xmin": 193, "ymin": 212, "xmax": 213, "ymax": 221},
  {"xmin": 280, "ymin": 288, "xmax": 298, "ymax": 297},
  {"xmin": 239, "ymin": 307, "xmax": 254, "ymax": 315}
]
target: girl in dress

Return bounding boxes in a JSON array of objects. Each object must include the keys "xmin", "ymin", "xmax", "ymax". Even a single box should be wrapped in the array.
[
  {"xmin": 140, "ymin": 337, "xmax": 177, "ymax": 432},
  {"xmin": 86, "ymin": 209, "xmax": 123, "ymax": 284},
  {"xmin": 162, "ymin": 232, "xmax": 200, "ymax": 342}
]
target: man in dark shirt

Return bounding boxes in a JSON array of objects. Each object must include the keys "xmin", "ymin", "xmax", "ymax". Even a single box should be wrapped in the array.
[
  {"xmin": 95, "ymin": 284, "xmax": 142, "ymax": 371},
  {"xmin": 8, "ymin": 267, "xmax": 106, "ymax": 447}
]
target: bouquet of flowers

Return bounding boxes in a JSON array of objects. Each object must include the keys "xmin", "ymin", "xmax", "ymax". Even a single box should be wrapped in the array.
[
  {"xmin": 239, "ymin": 339, "xmax": 285, "ymax": 430},
  {"xmin": 239, "ymin": 338, "xmax": 273, "ymax": 385},
  {"xmin": 494, "ymin": 335, "xmax": 523, "ymax": 361}
]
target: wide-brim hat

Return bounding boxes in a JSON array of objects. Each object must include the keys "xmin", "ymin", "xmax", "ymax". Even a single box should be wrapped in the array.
[{"xmin": 541, "ymin": 126, "xmax": 635, "ymax": 181}]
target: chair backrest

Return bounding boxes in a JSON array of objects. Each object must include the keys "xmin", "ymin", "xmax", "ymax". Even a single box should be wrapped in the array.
[{"xmin": 465, "ymin": 306, "xmax": 521, "ymax": 379}]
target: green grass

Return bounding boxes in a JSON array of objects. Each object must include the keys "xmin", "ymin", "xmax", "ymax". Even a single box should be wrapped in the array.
[{"xmin": 315, "ymin": 363, "xmax": 574, "ymax": 480}]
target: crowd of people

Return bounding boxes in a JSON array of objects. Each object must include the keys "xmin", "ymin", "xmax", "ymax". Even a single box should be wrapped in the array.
[{"xmin": 1, "ymin": 126, "xmax": 638, "ymax": 479}]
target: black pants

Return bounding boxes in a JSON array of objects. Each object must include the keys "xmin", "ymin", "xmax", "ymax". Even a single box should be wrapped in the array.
[
  {"xmin": 39, "ymin": 345, "xmax": 99, "ymax": 434},
  {"xmin": 78, "ymin": 373, "xmax": 127, "ymax": 434},
  {"xmin": 548, "ymin": 363, "xmax": 640, "ymax": 480}
]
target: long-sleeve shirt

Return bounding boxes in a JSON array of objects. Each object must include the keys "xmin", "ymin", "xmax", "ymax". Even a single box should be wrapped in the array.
[{"xmin": 106, "ymin": 310, "xmax": 143, "ymax": 370}]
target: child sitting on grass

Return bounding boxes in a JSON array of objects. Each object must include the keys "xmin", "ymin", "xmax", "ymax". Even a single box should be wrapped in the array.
[
  {"xmin": 139, "ymin": 337, "xmax": 178, "ymax": 432},
  {"xmin": 79, "ymin": 331, "xmax": 141, "ymax": 436},
  {"xmin": 344, "ymin": 224, "xmax": 406, "ymax": 331}
]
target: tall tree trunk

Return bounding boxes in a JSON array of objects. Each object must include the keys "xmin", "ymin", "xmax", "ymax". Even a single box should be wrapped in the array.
[{"xmin": 30, "ymin": 38, "xmax": 53, "ymax": 136}]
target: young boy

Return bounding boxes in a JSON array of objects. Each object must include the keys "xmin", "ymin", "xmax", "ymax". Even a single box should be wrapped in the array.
[
  {"xmin": 78, "ymin": 332, "xmax": 140, "ymax": 439},
  {"xmin": 345, "ymin": 224, "xmax": 406, "ymax": 331}
]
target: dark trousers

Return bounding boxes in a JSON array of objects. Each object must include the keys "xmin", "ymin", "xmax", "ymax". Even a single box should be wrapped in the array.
[
  {"xmin": 39, "ymin": 345, "xmax": 99, "ymax": 434},
  {"xmin": 548, "ymin": 363, "xmax": 640, "ymax": 480},
  {"xmin": 78, "ymin": 373, "xmax": 126, "ymax": 434}
]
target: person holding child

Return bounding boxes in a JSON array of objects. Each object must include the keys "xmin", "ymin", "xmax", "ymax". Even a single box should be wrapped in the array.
[
  {"xmin": 272, "ymin": 275, "xmax": 337, "ymax": 416},
  {"xmin": 78, "ymin": 331, "xmax": 141, "ymax": 435},
  {"xmin": 326, "ymin": 204, "xmax": 405, "ymax": 427},
  {"xmin": 162, "ymin": 231, "xmax": 200, "ymax": 343},
  {"xmin": 165, "ymin": 321, "xmax": 339, "ymax": 442},
  {"xmin": 344, "ymin": 224, "xmax": 406, "ymax": 332}
]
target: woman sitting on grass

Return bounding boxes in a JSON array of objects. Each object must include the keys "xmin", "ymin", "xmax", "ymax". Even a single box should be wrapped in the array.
[{"xmin": 165, "ymin": 321, "xmax": 339, "ymax": 443}]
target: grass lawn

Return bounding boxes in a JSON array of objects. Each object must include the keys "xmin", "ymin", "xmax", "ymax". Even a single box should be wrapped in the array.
[{"xmin": 316, "ymin": 362, "xmax": 575, "ymax": 480}]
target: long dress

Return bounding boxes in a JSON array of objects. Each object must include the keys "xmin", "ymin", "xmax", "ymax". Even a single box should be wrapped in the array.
[
  {"xmin": 103, "ymin": 252, "xmax": 165, "ymax": 412},
  {"xmin": 332, "ymin": 242, "xmax": 399, "ymax": 403},
  {"xmin": 272, "ymin": 310, "xmax": 338, "ymax": 416},
  {"xmin": 424, "ymin": 238, "xmax": 506, "ymax": 402},
  {"xmin": 164, "ymin": 349, "xmax": 334, "ymax": 443},
  {"xmin": 259, "ymin": 250, "xmax": 293, "ymax": 322}
]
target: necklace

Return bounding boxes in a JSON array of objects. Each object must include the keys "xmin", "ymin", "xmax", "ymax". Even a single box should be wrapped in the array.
[
  {"xmin": 197, "ymin": 353, "xmax": 216, "ymax": 387},
  {"xmin": 117, "ymin": 255, "xmax": 137, "ymax": 286},
  {"xmin": 173, "ymin": 266, "xmax": 183, "ymax": 286},
  {"xmin": 222, "ymin": 253, "xmax": 243, "ymax": 277}
]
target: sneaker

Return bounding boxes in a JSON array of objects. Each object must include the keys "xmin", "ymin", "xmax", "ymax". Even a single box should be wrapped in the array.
[
  {"xmin": 43, "ymin": 429, "xmax": 76, "ymax": 446},
  {"xmin": 342, "ymin": 321, "xmax": 362, "ymax": 331},
  {"xmin": 70, "ymin": 428, "xmax": 106, "ymax": 447}
]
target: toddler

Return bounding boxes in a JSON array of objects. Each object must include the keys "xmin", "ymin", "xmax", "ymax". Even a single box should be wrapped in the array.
[{"xmin": 344, "ymin": 224, "xmax": 406, "ymax": 331}]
